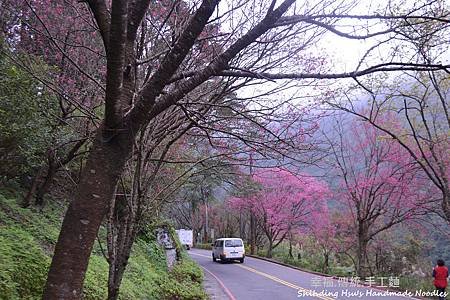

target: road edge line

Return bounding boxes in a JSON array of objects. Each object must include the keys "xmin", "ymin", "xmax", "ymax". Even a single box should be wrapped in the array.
[
  {"xmin": 237, "ymin": 264, "xmax": 334, "ymax": 300},
  {"xmin": 201, "ymin": 265, "xmax": 237, "ymax": 300}
]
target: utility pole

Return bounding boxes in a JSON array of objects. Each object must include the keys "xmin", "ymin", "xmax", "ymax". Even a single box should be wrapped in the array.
[
  {"xmin": 250, "ymin": 213, "xmax": 255, "ymax": 254},
  {"xmin": 205, "ymin": 200, "xmax": 208, "ymax": 243},
  {"xmin": 202, "ymin": 186, "xmax": 209, "ymax": 243},
  {"xmin": 249, "ymin": 152, "xmax": 256, "ymax": 255}
]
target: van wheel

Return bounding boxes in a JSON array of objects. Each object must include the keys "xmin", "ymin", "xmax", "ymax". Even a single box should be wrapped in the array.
[
  {"xmin": 239, "ymin": 258, "xmax": 244, "ymax": 263},
  {"xmin": 212, "ymin": 255, "xmax": 216, "ymax": 262}
]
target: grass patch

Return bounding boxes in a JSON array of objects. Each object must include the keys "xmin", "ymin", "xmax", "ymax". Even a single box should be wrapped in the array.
[{"xmin": 0, "ymin": 226, "xmax": 50, "ymax": 299}]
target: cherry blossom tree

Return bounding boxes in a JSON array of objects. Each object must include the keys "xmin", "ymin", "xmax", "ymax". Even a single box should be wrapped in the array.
[
  {"xmin": 329, "ymin": 71, "xmax": 450, "ymax": 222},
  {"xmin": 305, "ymin": 208, "xmax": 339, "ymax": 273},
  {"xmin": 326, "ymin": 2, "xmax": 450, "ymax": 221},
  {"xmin": 229, "ymin": 168, "xmax": 329, "ymax": 257},
  {"xmin": 324, "ymin": 114, "xmax": 432, "ymax": 277}
]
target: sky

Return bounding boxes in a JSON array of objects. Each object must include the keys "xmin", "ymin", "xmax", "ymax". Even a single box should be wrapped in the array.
[
  {"xmin": 317, "ymin": 0, "xmax": 450, "ymax": 71},
  {"xmin": 220, "ymin": 0, "xmax": 449, "ymax": 105}
]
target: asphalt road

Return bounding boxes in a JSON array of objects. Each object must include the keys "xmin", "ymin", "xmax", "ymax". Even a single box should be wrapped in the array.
[{"xmin": 189, "ymin": 248, "xmax": 424, "ymax": 300}]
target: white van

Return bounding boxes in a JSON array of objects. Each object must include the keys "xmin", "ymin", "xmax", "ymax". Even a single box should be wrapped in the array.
[{"xmin": 212, "ymin": 238, "xmax": 245, "ymax": 263}]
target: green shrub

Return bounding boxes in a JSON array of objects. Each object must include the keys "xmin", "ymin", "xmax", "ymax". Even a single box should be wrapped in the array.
[
  {"xmin": 0, "ymin": 236, "xmax": 19, "ymax": 300},
  {"xmin": 195, "ymin": 243, "xmax": 212, "ymax": 250},
  {"xmin": 330, "ymin": 266, "xmax": 354, "ymax": 277},
  {"xmin": 0, "ymin": 226, "xmax": 50, "ymax": 300},
  {"xmin": 171, "ymin": 255, "xmax": 203, "ymax": 284},
  {"xmin": 155, "ymin": 255, "xmax": 206, "ymax": 299},
  {"xmin": 141, "ymin": 239, "xmax": 168, "ymax": 271},
  {"xmin": 0, "ymin": 49, "xmax": 59, "ymax": 182},
  {"xmin": 83, "ymin": 255, "xmax": 109, "ymax": 300},
  {"xmin": 119, "ymin": 240, "xmax": 165, "ymax": 299},
  {"xmin": 400, "ymin": 275, "xmax": 434, "ymax": 292},
  {"xmin": 158, "ymin": 279, "xmax": 206, "ymax": 300},
  {"xmin": 0, "ymin": 194, "xmax": 60, "ymax": 253},
  {"xmin": 119, "ymin": 255, "xmax": 160, "ymax": 300},
  {"xmin": 156, "ymin": 273, "xmax": 207, "ymax": 300}
]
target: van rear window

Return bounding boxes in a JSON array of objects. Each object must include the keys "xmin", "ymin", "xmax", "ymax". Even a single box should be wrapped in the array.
[{"xmin": 225, "ymin": 240, "xmax": 242, "ymax": 247}]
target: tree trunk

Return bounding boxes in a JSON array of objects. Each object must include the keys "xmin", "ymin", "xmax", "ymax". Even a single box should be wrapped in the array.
[
  {"xmin": 107, "ymin": 286, "xmax": 119, "ymax": 300},
  {"xmin": 288, "ymin": 234, "xmax": 293, "ymax": 259},
  {"xmin": 266, "ymin": 239, "xmax": 273, "ymax": 258},
  {"xmin": 193, "ymin": 228, "xmax": 198, "ymax": 247},
  {"xmin": 107, "ymin": 253, "xmax": 128, "ymax": 300},
  {"xmin": 36, "ymin": 138, "xmax": 88, "ymax": 207},
  {"xmin": 43, "ymin": 129, "xmax": 132, "ymax": 299},
  {"xmin": 323, "ymin": 252, "xmax": 329, "ymax": 273},
  {"xmin": 22, "ymin": 165, "xmax": 46, "ymax": 207},
  {"xmin": 35, "ymin": 161, "xmax": 57, "ymax": 207},
  {"xmin": 239, "ymin": 212, "xmax": 244, "ymax": 238},
  {"xmin": 250, "ymin": 213, "xmax": 256, "ymax": 255},
  {"xmin": 442, "ymin": 188, "xmax": 450, "ymax": 223},
  {"xmin": 106, "ymin": 191, "xmax": 137, "ymax": 300},
  {"xmin": 357, "ymin": 220, "xmax": 369, "ymax": 279}
]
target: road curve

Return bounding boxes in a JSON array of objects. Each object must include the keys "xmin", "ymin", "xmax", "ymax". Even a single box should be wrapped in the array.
[{"xmin": 189, "ymin": 248, "xmax": 422, "ymax": 300}]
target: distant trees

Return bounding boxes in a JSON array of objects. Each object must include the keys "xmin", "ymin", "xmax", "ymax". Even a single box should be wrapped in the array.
[
  {"xmin": 165, "ymin": 150, "xmax": 240, "ymax": 245},
  {"xmin": 229, "ymin": 168, "xmax": 329, "ymax": 257}
]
